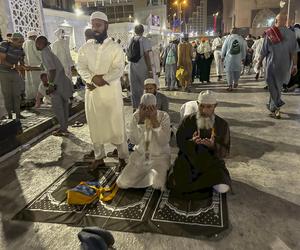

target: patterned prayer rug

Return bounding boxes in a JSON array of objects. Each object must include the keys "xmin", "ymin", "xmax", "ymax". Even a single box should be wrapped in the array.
[{"xmin": 14, "ymin": 162, "xmax": 229, "ymax": 238}]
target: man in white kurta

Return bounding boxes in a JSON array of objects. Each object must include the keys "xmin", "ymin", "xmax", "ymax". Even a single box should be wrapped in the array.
[
  {"xmin": 212, "ymin": 34, "xmax": 223, "ymax": 81},
  {"xmin": 77, "ymin": 11, "xmax": 128, "ymax": 169},
  {"xmin": 117, "ymin": 93, "xmax": 171, "ymax": 191},
  {"xmin": 51, "ymin": 28, "xmax": 74, "ymax": 79},
  {"xmin": 23, "ymin": 30, "xmax": 42, "ymax": 101}
]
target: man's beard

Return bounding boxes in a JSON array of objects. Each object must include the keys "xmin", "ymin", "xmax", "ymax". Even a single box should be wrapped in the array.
[
  {"xmin": 93, "ymin": 30, "xmax": 108, "ymax": 44},
  {"xmin": 196, "ymin": 112, "xmax": 215, "ymax": 130}
]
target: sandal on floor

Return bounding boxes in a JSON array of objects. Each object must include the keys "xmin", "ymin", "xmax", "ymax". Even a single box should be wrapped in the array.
[
  {"xmin": 107, "ymin": 148, "xmax": 118, "ymax": 158},
  {"xmin": 71, "ymin": 121, "xmax": 84, "ymax": 127},
  {"xmin": 269, "ymin": 110, "xmax": 281, "ymax": 119},
  {"xmin": 226, "ymin": 87, "xmax": 233, "ymax": 92}
]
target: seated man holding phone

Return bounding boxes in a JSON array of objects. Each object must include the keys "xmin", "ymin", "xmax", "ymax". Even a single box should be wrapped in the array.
[{"xmin": 167, "ymin": 90, "xmax": 231, "ymax": 200}]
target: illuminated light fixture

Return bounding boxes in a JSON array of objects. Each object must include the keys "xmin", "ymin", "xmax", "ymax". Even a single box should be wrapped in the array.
[{"xmin": 134, "ymin": 19, "xmax": 139, "ymax": 25}]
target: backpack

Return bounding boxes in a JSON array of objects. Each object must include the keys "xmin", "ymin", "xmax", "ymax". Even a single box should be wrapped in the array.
[
  {"xmin": 165, "ymin": 46, "xmax": 176, "ymax": 65},
  {"xmin": 229, "ymin": 39, "xmax": 241, "ymax": 55},
  {"xmin": 127, "ymin": 37, "xmax": 141, "ymax": 63}
]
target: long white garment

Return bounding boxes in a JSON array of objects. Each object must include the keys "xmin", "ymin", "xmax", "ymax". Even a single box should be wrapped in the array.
[
  {"xmin": 212, "ymin": 37, "xmax": 223, "ymax": 51},
  {"xmin": 212, "ymin": 37, "xmax": 223, "ymax": 76},
  {"xmin": 252, "ymin": 38, "xmax": 265, "ymax": 74},
  {"xmin": 116, "ymin": 110, "xmax": 171, "ymax": 191},
  {"xmin": 77, "ymin": 38, "xmax": 125, "ymax": 145},
  {"xmin": 23, "ymin": 39, "xmax": 42, "ymax": 100},
  {"xmin": 149, "ymin": 45, "xmax": 161, "ymax": 86},
  {"xmin": 51, "ymin": 38, "xmax": 74, "ymax": 79}
]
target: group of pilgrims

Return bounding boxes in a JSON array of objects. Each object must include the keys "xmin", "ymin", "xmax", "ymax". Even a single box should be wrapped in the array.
[{"xmin": 0, "ymin": 10, "xmax": 299, "ymax": 199}]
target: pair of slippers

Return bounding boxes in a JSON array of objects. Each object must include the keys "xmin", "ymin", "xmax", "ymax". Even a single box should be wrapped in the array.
[
  {"xmin": 72, "ymin": 121, "xmax": 84, "ymax": 128},
  {"xmin": 78, "ymin": 227, "xmax": 115, "ymax": 250}
]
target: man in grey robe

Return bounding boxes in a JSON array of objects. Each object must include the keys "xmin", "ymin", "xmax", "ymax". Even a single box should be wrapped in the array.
[
  {"xmin": 162, "ymin": 38, "xmax": 178, "ymax": 90},
  {"xmin": 128, "ymin": 25, "xmax": 152, "ymax": 111},
  {"xmin": 221, "ymin": 28, "xmax": 247, "ymax": 91},
  {"xmin": 258, "ymin": 14, "xmax": 298, "ymax": 118},
  {"xmin": 36, "ymin": 36, "xmax": 73, "ymax": 136}
]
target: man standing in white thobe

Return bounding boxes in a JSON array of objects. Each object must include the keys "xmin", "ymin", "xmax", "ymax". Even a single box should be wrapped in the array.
[
  {"xmin": 212, "ymin": 33, "xmax": 223, "ymax": 81},
  {"xmin": 51, "ymin": 28, "xmax": 74, "ymax": 79},
  {"xmin": 116, "ymin": 93, "xmax": 171, "ymax": 191},
  {"xmin": 77, "ymin": 11, "xmax": 128, "ymax": 169},
  {"xmin": 23, "ymin": 30, "xmax": 42, "ymax": 101}
]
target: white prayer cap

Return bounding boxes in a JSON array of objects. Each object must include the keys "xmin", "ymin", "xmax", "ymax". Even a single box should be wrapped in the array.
[
  {"xmin": 197, "ymin": 90, "xmax": 217, "ymax": 105},
  {"xmin": 144, "ymin": 78, "xmax": 156, "ymax": 86},
  {"xmin": 27, "ymin": 30, "xmax": 37, "ymax": 38},
  {"xmin": 90, "ymin": 11, "xmax": 108, "ymax": 22},
  {"xmin": 140, "ymin": 93, "xmax": 157, "ymax": 106}
]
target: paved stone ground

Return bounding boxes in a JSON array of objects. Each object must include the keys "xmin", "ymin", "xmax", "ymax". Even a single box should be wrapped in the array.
[{"xmin": 0, "ymin": 75, "xmax": 300, "ymax": 250}]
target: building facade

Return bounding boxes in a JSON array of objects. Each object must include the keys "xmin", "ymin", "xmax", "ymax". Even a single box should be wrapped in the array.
[
  {"xmin": 187, "ymin": 0, "xmax": 207, "ymax": 35},
  {"xmin": 223, "ymin": 0, "xmax": 300, "ymax": 36},
  {"xmin": 75, "ymin": 0, "xmax": 135, "ymax": 23}
]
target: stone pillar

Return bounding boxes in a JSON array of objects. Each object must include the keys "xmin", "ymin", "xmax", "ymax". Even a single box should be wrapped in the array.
[{"xmin": 0, "ymin": 0, "xmax": 46, "ymax": 37}]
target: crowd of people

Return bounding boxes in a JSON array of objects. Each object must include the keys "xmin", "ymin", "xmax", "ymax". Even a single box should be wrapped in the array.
[{"xmin": 0, "ymin": 11, "xmax": 299, "ymax": 199}]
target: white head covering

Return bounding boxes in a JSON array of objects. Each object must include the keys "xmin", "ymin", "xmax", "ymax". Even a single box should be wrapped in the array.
[
  {"xmin": 27, "ymin": 30, "xmax": 37, "ymax": 38},
  {"xmin": 54, "ymin": 28, "xmax": 65, "ymax": 39},
  {"xmin": 140, "ymin": 93, "xmax": 157, "ymax": 106},
  {"xmin": 90, "ymin": 11, "xmax": 108, "ymax": 22},
  {"xmin": 144, "ymin": 78, "xmax": 156, "ymax": 86},
  {"xmin": 197, "ymin": 90, "xmax": 217, "ymax": 104}
]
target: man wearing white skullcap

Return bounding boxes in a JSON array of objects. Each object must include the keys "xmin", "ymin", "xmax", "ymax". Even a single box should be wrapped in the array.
[
  {"xmin": 77, "ymin": 11, "xmax": 129, "ymax": 170},
  {"xmin": 116, "ymin": 93, "xmax": 171, "ymax": 191},
  {"xmin": 144, "ymin": 78, "xmax": 169, "ymax": 112},
  {"xmin": 168, "ymin": 90, "xmax": 231, "ymax": 199},
  {"xmin": 51, "ymin": 28, "xmax": 74, "ymax": 79},
  {"xmin": 23, "ymin": 30, "xmax": 42, "ymax": 101}
]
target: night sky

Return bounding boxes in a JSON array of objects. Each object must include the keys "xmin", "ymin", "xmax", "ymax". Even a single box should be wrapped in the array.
[{"xmin": 207, "ymin": 0, "xmax": 223, "ymax": 15}]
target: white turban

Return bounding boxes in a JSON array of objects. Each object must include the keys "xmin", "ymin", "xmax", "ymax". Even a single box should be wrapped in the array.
[
  {"xmin": 27, "ymin": 30, "xmax": 37, "ymax": 38},
  {"xmin": 197, "ymin": 90, "xmax": 217, "ymax": 104},
  {"xmin": 144, "ymin": 78, "xmax": 156, "ymax": 86},
  {"xmin": 90, "ymin": 11, "xmax": 108, "ymax": 22},
  {"xmin": 140, "ymin": 93, "xmax": 157, "ymax": 106}
]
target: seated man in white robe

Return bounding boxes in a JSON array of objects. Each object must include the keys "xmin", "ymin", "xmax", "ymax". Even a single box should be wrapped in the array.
[{"xmin": 117, "ymin": 93, "xmax": 171, "ymax": 191}]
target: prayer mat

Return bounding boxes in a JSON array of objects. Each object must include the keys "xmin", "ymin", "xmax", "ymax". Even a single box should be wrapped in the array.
[{"xmin": 14, "ymin": 162, "xmax": 229, "ymax": 238}]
